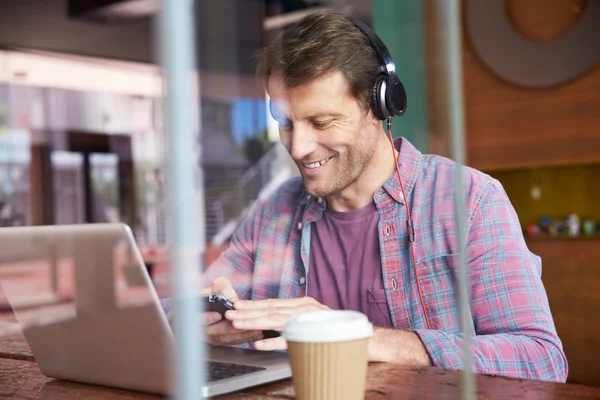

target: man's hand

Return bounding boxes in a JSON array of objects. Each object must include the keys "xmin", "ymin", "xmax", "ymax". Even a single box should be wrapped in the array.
[
  {"xmin": 224, "ymin": 296, "xmax": 330, "ymax": 351},
  {"xmin": 202, "ymin": 277, "xmax": 263, "ymax": 346}
]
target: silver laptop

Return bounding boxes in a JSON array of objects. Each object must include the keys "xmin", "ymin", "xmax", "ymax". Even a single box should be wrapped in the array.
[{"xmin": 0, "ymin": 223, "xmax": 290, "ymax": 397}]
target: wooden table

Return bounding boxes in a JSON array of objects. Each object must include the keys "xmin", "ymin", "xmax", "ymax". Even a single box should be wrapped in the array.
[
  {"xmin": 2, "ymin": 332, "xmax": 600, "ymax": 399},
  {"xmin": 0, "ymin": 331, "xmax": 33, "ymax": 361}
]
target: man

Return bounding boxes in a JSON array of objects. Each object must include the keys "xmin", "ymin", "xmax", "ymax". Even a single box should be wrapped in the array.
[{"xmin": 201, "ymin": 11, "xmax": 568, "ymax": 382}]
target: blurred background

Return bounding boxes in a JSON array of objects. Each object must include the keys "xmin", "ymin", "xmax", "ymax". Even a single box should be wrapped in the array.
[{"xmin": 0, "ymin": 0, "xmax": 597, "ymax": 388}]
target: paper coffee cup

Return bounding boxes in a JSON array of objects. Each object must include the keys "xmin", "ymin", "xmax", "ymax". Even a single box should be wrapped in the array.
[{"xmin": 283, "ymin": 310, "xmax": 373, "ymax": 400}]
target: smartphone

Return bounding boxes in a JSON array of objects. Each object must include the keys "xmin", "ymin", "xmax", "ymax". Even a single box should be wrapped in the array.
[
  {"xmin": 201, "ymin": 294, "xmax": 280, "ymax": 340},
  {"xmin": 202, "ymin": 293, "xmax": 235, "ymax": 315}
]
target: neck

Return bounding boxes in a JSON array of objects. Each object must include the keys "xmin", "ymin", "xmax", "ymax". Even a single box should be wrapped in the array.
[{"xmin": 326, "ymin": 135, "xmax": 399, "ymax": 212}]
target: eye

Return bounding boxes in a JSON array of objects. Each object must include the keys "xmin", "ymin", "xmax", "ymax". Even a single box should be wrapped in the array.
[
  {"xmin": 278, "ymin": 120, "xmax": 292, "ymax": 143},
  {"xmin": 278, "ymin": 119, "xmax": 293, "ymax": 131},
  {"xmin": 313, "ymin": 121, "xmax": 332, "ymax": 130},
  {"xmin": 278, "ymin": 126, "xmax": 292, "ymax": 148}
]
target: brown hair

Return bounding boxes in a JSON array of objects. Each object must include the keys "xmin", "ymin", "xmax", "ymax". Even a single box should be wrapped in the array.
[{"xmin": 256, "ymin": 11, "xmax": 381, "ymax": 112}]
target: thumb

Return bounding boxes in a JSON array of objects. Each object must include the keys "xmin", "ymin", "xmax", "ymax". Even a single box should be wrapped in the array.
[{"xmin": 209, "ymin": 277, "xmax": 240, "ymax": 302}]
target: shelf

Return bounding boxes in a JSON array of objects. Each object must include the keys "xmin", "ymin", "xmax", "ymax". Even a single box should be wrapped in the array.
[
  {"xmin": 481, "ymin": 160, "xmax": 600, "ymax": 174},
  {"xmin": 525, "ymin": 235, "xmax": 600, "ymax": 242}
]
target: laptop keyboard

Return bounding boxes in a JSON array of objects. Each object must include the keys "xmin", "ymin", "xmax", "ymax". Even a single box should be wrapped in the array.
[{"xmin": 205, "ymin": 361, "xmax": 266, "ymax": 383}]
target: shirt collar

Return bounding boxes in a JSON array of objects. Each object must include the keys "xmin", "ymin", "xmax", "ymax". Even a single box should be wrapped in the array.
[
  {"xmin": 299, "ymin": 191, "xmax": 318, "ymax": 205},
  {"xmin": 299, "ymin": 136, "xmax": 422, "ymax": 206},
  {"xmin": 380, "ymin": 137, "xmax": 422, "ymax": 204}
]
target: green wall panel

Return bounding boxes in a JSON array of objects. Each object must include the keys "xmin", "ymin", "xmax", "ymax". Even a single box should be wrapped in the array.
[{"xmin": 372, "ymin": 0, "xmax": 428, "ymax": 152}]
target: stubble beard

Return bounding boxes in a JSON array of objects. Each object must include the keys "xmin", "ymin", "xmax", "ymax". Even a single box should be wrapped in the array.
[{"xmin": 302, "ymin": 141, "xmax": 373, "ymax": 198}]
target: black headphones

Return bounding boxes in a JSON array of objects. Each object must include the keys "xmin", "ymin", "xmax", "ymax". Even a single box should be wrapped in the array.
[{"xmin": 350, "ymin": 18, "xmax": 407, "ymax": 120}]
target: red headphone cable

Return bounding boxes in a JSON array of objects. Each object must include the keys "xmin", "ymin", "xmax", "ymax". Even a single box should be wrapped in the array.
[{"xmin": 386, "ymin": 118, "xmax": 432, "ymax": 330}]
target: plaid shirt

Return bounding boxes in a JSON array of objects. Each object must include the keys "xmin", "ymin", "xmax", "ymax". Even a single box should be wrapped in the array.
[{"xmin": 202, "ymin": 137, "xmax": 568, "ymax": 383}]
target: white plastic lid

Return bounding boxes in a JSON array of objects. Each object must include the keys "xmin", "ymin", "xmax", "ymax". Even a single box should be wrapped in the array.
[{"xmin": 283, "ymin": 310, "xmax": 373, "ymax": 343}]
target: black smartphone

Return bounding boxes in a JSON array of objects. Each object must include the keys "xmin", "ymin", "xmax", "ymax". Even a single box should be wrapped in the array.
[
  {"xmin": 202, "ymin": 293, "xmax": 235, "ymax": 315},
  {"xmin": 201, "ymin": 294, "xmax": 281, "ymax": 340}
]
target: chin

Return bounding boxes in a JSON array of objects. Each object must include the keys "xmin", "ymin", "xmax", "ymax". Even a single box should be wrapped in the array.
[{"xmin": 302, "ymin": 181, "xmax": 332, "ymax": 198}]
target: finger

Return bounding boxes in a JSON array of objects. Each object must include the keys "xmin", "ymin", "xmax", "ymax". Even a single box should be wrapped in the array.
[
  {"xmin": 209, "ymin": 277, "xmax": 240, "ymax": 302},
  {"xmin": 207, "ymin": 330, "xmax": 264, "ymax": 346},
  {"xmin": 254, "ymin": 337, "xmax": 287, "ymax": 351},
  {"xmin": 203, "ymin": 311, "xmax": 222, "ymax": 326},
  {"xmin": 234, "ymin": 297, "xmax": 313, "ymax": 310},
  {"xmin": 200, "ymin": 286, "xmax": 212, "ymax": 295},
  {"xmin": 225, "ymin": 307, "xmax": 296, "ymax": 320},
  {"xmin": 205, "ymin": 320, "xmax": 239, "ymax": 337},
  {"xmin": 205, "ymin": 320, "xmax": 263, "ymax": 344},
  {"xmin": 226, "ymin": 303, "xmax": 329, "ymax": 321},
  {"xmin": 231, "ymin": 314, "xmax": 287, "ymax": 331}
]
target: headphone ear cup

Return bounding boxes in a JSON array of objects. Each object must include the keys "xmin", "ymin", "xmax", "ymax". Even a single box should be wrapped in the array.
[
  {"xmin": 387, "ymin": 80, "xmax": 407, "ymax": 117},
  {"xmin": 370, "ymin": 75, "xmax": 387, "ymax": 120}
]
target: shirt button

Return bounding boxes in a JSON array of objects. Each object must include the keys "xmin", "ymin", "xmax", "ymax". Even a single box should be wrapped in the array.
[
  {"xmin": 391, "ymin": 278, "xmax": 398, "ymax": 291},
  {"xmin": 317, "ymin": 197, "xmax": 323, "ymax": 204},
  {"xmin": 384, "ymin": 226, "xmax": 391, "ymax": 235},
  {"xmin": 297, "ymin": 222, "xmax": 302, "ymax": 230},
  {"xmin": 398, "ymin": 191, "xmax": 404, "ymax": 201},
  {"xmin": 299, "ymin": 276, "xmax": 306, "ymax": 285}
]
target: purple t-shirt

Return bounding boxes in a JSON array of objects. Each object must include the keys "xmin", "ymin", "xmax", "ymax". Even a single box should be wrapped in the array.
[{"xmin": 307, "ymin": 201, "xmax": 394, "ymax": 327}]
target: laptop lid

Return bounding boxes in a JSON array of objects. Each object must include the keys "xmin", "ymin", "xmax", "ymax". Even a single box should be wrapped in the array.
[
  {"xmin": 0, "ymin": 223, "xmax": 290, "ymax": 397},
  {"xmin": 0, "ymin": 223, "xmax": 175, "ymax": 393}
]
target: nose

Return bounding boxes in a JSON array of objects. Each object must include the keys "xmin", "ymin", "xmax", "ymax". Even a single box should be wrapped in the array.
[{"xmin": 286, "ymin": 124, "xmax": 318, "ymax": 161}]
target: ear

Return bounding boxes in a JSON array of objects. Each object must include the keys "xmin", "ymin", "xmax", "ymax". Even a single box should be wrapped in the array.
[{"xmin": 365, "ymin": 109, "xmax": 382, "ymax": 130}]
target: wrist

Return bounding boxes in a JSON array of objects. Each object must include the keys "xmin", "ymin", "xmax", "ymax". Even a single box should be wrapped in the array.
[
  {"xmin": 368, "ymin": 326, "xmax": 392, "ymax": 362},
  {"xmin": 368, "ymin": 327, "xmax": 433, "ymax": 366}
]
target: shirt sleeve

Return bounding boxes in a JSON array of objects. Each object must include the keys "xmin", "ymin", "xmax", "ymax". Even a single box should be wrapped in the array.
[
  {"xmin": 199, "ymin": 200, "xmax": 265, "ymax": 301},
  {"xmin": 158, "ymin": 199, "xmax": 263, "ymax": 316},
  {"xmin": 414, "ymin": 180, "xmax": 568, "ymax": 382},
  {"xmin": 157, "ymin": 202, "xmax": 264, "ymax": 351}
]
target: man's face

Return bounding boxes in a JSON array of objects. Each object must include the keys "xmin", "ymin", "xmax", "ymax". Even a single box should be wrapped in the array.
[{"xmin": 269, "ymin": 71, "xmax": 379, "ymax": 198}]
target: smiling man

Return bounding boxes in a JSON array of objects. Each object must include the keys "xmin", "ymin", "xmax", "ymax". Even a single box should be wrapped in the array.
[{"xmin": 200, "ymin": 11, "xmax": 568, "ymax": 382}]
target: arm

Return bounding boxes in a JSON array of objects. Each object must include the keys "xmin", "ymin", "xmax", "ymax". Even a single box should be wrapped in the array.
[
  {"xmin": 368, "ymin": 328, "xmax": 432, "ymax": 366},
  {"xmin": 160, "ymin": 203, "xmax": 262, "ymax": 344},
  {"xmin": 201, "ymin": 201, "xmax": 264, "ymax": 300},
  {"xmin": 197, "ymin": 204, "xmax": 266, "ymax": 347},
  {"xmin": 410, "ymin": 180, "xmax": 568, "ymax": 382}
]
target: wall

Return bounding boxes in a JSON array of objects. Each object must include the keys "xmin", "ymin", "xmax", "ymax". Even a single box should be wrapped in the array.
[
  {"xmin": 451, "ymin": 0, "xmax": 600, "ymax": 387},
  {"xmin": 372, "ymin": 0, "xmax": 429, "ymax": 152},
  {"xmin": 461, "ymin": 0, "xmax": 600, "ymax": 171},
  {"xmin": 527, "ymin": 238, "xmax": 600, "ymax": 386}
]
